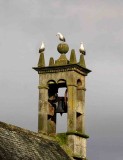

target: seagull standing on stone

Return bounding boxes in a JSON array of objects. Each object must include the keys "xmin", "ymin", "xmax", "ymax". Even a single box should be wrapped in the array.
[
  {"xmin": 39, "ymin": 41, "xmax": 45, "ymax": 53},
  {"xmin": 56, "ymin": 32, "xmax": 66, "ymax": 42},
  {"xmin": 79, "ymin": 42, "xmax": 86, "ymax": 55}
]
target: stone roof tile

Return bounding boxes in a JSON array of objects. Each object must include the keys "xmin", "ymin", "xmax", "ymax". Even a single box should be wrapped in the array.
[{"xmin": 0, "ymin": 121, "xmax": 71, "ymax": 160}]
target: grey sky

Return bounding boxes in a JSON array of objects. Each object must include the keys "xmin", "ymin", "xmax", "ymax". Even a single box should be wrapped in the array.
[{"xmin": 0, "ymin": 0, "xmax": 123, "ymax": 159}]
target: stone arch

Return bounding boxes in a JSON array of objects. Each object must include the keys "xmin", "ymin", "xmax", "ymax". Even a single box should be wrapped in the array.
[
  {"xmin": 47, "ymin": 80, "xmax": 57, "ymax": 99},
  {"xmin": 76, "ymin": 79, "xmax": 83, "ymax": 133},
  {"xmin": 47, "ymin": 80, "xmax": 56, "ymax": 85},
  {"xmin": 57, "ymin": 79, "xmax": 66, "ymax": 88},
  {"xmin": 57, "ymin": 79, "xmax": 66, "ymax": 84}
]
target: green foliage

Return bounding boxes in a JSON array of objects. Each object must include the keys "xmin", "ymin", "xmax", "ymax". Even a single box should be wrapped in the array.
[
  {"xmin": 54, "ymin": 133, "xmax": 72, "ymax": 156},
  {"xmin": 55, "ymin": 133, "xmax": 67, "ymax": 145}
]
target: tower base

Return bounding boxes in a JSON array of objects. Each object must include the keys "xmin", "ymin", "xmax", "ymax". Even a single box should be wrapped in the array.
[{"xmin": 66, "ymin": 132, "xmax": 89, "ymax": 159}]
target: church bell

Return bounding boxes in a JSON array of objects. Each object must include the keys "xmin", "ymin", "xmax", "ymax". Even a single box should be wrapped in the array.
[{"xmin": 55, "ymin": 97, "xmax": 67, "ymax": 116}]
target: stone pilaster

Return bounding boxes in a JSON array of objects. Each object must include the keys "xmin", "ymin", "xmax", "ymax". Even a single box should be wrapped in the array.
[
  {"xmin": 81, "ymin": 88, "xmax": 86, "ymax": 134},
  {"xmin": 67, "ymin": 134, "xmax": 87, "ymax": 159},
  {"xmin": 76, "ymin": 86, "xmax": 86, "ymax": 134},
  {"xmin": 67, "ymin": 84, "xmax": 77, "ymax": 132},
  {"xmin": 38, "ymin": 85, "xmax": 49, "ymax": 134}
]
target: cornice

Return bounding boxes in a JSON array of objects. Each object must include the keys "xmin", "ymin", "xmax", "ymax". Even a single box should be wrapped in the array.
[{"xmin": 33, "ymin": 64, "xmax": 91, "ymax": 76}]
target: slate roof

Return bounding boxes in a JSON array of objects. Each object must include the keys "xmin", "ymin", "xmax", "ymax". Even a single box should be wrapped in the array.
[{"xmin": 0, "ymin": 121, "xmax": 71, "ymax": 160}]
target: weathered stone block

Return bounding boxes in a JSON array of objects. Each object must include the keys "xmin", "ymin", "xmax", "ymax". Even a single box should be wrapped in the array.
[{"xmin": 67, "ymin": 135, "xmax": 86, "ymax": 158}]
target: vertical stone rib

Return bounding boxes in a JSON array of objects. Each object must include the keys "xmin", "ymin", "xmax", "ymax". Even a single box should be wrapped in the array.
[
  {"xmin": 82, "ymin": 89, "xmax": 85, "ymax": 134},
  {"xmin": 67, "ymin": 85, "xmax": 77, "ymax": 132},
  {"xmin": 38, "ymin": 86, "xmax": 48, "ymax": 134}
]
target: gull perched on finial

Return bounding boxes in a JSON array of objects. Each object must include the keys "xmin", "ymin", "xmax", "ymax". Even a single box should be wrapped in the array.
[
  {"xmin": 39, "ymin": 41, "xmax": 45, "ymax": 53},
  {"xmin": 56, "ymin": 32, "xmax": 66, "ymax": 42},
  {"xmin": 79, "ymin": 42, "xmax": 86, "ymax": 55},
  {"xmin": 39, "ymin": 41, "xmax": 45, "ymax": 52}
]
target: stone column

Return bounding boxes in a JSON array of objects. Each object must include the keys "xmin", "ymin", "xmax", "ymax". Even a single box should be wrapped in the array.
[
  {"xmin": 67, "ymin": 84, "xmax": 77, "ymax": 132},
  {"xmin": 38, "ymin": 85, "xmax": 49, "ymax": 134},
  {"xmin": 81, "ymin": 88, "xmax": 86, "ymax": 134},
  {"xmin": 67, "ymin": 82, "xmax": 88, "ymax": 159},
  {"xmin": 76, "ymin": 86, "xmax": 86, "ymax": 134}
]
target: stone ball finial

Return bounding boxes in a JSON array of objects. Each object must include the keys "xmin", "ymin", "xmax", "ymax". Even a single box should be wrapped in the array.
[{"xmin": 57, "ymin": 43, "xmax": 69, "ymax": 54}]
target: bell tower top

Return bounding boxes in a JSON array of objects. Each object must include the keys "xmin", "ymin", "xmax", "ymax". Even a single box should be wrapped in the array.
[
  {"xmin": 33, "ymin": 39, "xmax": 91, "ymax": 160},
  {"xmin": 33, "ymin": 42, "xmax": 91, "ymax": 75}
]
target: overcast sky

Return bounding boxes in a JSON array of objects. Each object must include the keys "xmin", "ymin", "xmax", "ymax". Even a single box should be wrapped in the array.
[{"xmin": 0, "ymin": 0, "xmax": 123, "ymax": 159}]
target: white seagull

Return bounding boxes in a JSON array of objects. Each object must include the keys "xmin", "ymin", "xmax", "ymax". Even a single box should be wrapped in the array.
[
  {"xmin": 39, "ymin": 41, "xmax": 45, "ymax": 53},
  {"xmin": 56, "ymin": 32, "xmax": 66, "ymax": 42},
  {"xmin": 79, "ymin": 42, "xmax": 86, "ymax": 55}
]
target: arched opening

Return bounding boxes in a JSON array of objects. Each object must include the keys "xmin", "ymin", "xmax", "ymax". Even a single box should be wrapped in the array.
[
  {"xmin": 48, "ymin": 83, "xmax": 57, "ymax": 100},
  {"xmin": 56, "ymin": 87, "xmax": 67, "ymax": 133},
  {"xmin": 57, "ymin": 79, "xmax": 66, "ymax": 88},
  {"xmin": 47, "ymin": 79, "xmax": 68, "ymax": 133},
  {"xmin": 47, "ymin": 80, "xmax": 57, "ymax": 134},
  {"xmin": 48, "ymin": 80, "xmax": 56, "ymax": 85},
  {"xmin": 48, "ymin": 80, "xmax": 57, "ymax": 99}
]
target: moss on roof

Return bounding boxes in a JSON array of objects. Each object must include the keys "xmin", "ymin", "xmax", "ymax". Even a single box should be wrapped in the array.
[{"xmin": 0, "ymin": 121, "xmax": 71, "ymax": 160}]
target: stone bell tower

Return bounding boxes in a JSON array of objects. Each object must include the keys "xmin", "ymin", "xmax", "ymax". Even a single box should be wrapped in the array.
[{"xmin": 33, "ymin": 41, "xmax": 91, "ymax": 160}]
